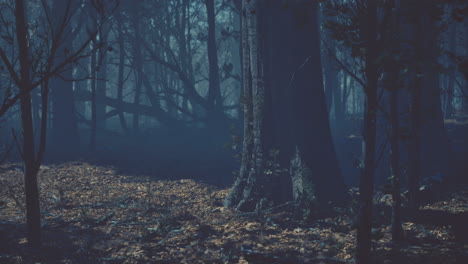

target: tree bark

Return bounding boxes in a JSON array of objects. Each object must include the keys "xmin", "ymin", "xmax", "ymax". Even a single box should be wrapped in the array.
[
  {"xmin": 444, "ymin": 22, "xmax": 456, "ymax": 118},
  {"xmin": 389, "ymin": 0, "xmax": 403, "ymax": 242},
  {"xmin": 96, "ymin": 31, "xmax": 108, "ymax": 131},
  {"xmin": 356, "ymin": 0, "xmax": 378, "ymax": 263},
  {"xmin": 15, "ymin": 0, "xmax": 41, "ymax": 247},
  {"xmin": 205, "ymin": 0, "xmax": 224, "ymax": 123},
  {"xmin": 235, "ymin": 0, "xmax": 271, "ymax": 212},
  {"xmin": 116, "ymin": 13, "xmax": 128, "ymax": 133},
  {"xmin": 225, "ymin": 0, "xmax": 346, "ymax": 215},
  {"xmin": 131, "ymin": 9, "xmax": 143, "ymax": 132},
  {"xmin": 90, "ymin": 44, "xmax": 97, "ymax": 151},
  {"xmin": 289, "ymin": 0, "xmax": 345, "ymax": 212},
  {"xmin": 224, "ymin": 0, "xmax": 252, "ymax": 208}
]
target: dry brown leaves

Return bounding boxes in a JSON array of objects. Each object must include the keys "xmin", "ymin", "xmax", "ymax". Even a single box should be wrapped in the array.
[{"xmin": 0, "ymin": 162, "xmax": 466, "ymax": 264}]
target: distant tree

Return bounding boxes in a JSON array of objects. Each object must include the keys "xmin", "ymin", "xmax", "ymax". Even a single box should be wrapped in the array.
[
  {"xmin": 49, "ymin": 0, "xmax": 81, "ymax": 157},
  {"xmin": 205, "ymin": 0, "xmax": 224, "ymax": 125}
]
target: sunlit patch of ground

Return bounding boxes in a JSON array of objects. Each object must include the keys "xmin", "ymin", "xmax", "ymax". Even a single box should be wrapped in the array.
[{"xmin": 1, "ymin": 162, "xmax": 466, "ymax": 263}]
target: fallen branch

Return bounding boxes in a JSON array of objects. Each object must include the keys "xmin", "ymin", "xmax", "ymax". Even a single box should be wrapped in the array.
[{"xmin": 237, "ymin": 201, "xmax": 295, "ymax": 217}]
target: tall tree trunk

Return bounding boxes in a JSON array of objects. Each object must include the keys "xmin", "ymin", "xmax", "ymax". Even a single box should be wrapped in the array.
[
  {"xmin": 31, "ymin": 90, "xmax": 40, "ymax": 133},
  {"xmin": 444, "ymin": 22, "xmax": 456, "ymax": 118},
  {"xmin": 96, "ymin": 31, "xmax": 108, "ymax": 132},
  {"xmin": 117, "ymin": 14, "xmax": 128, "ymax": 133},
  {"xmin": 132, "ymin": 11, "xmax": 142, "ymax": 132},
  {"xmin": 15, "ymin": 0, "xmax": 41, "ymax": 247},
  {"xmin": 389, "ymin": 0, "xmax": 403, "ymax": 242},
  {"xmin": 224, "ymin": 0, "xmax": 252, "ymax": 208},
  {"xmin": 390, "ymin": 87, "xmax": 403, "ymax": 241},
  {"xmin": 225, "ymin": 0, "xmax": 346, "ymax": 214},
  {"xmin": 235, "ymin": 0, "xmax": 271, "ymax": 212},
  {"xmin": 408, "ymin": 0, "xmax": 449, "ymax": 211},
  {"xmin": 90, "ymin": 45, "xmax": 97, "ymax": 151},
  {"xmin": 205, "ymin": 0, "xmax": 224, "ymax": 123},
  {"xmin": 289, "ymin": 0, "xmax": 345, "ymax": 212},
  {"xmin": 356, "ymin": 0, "xmax": 378, "ymax": 263},
  {"xmin": 50, "ymin": 0, "xmax": 79, "ymax": 158}
]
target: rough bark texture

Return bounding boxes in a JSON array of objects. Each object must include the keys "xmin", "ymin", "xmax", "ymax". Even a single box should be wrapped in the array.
[
  {"xmin": 236, "ymin": 0, "xmax": 272, "ymax": 212},
  {"xmin": 225, "ymin": 0, "xmax": 346, "ymax": 216},
  {"xmin": 223, "ymin": 0, "xmax": 253, "ymax": 209}
]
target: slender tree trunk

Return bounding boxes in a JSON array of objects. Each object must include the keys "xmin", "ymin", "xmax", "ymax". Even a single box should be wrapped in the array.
[
  {"xmin": 96, "ymin": 32, "xmax": 108, "ymax": 132},
  {"xmin": 31, "ymin": 90, "xmax": 40, "ymax": 132},
  {"xmin": 132, "ymin": 11, "xmax": 142, "ymax": 132},
  {"xmin": 235, "ymin": 0, "xmax": 270, "ymax": 212},
  {"xmin": 389, "ymin": 0, "xmax": 403, "ymax": 242},
  {"xmin": 224, "ymin": 1, "xmax": 252, "ymax": 208},
  {"xmin": 15, "ymin": 0, "xmax": 41, "ymax": 247},
  {"xmin": 90, "ymin": 45, "xmax": 97, "ymax": 151},
  {"xmin": 117, "ymin": 14, "xmax": 128, "ymax": 133},
  {"xmin": 50, "ymin": 0, "xmax": 79, "ymax": 157},
  {"xmin": 205, "ymin": 0, "xmax": 223, "ymax": 122},
  {"xmin": 390, "ymin": 88, "xmax": 403, "ymax": 241},
  {"xmin": 356, "ymin": 1, "xmax": 378, "ymax": 263},
  {"xmin": 444, "ymin": 18, "xmax": 456, "ymax": 118}
]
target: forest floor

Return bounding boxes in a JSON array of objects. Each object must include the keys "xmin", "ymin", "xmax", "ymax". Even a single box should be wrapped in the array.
[{"xmin": 0, "ymin": 162, "xmax": 467, "ymax": 264}]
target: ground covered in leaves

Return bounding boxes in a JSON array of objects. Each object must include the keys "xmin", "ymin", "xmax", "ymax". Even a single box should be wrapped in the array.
[{"xmin": 0, "ymin": 162, "xmax": 467, "ymax": 263}]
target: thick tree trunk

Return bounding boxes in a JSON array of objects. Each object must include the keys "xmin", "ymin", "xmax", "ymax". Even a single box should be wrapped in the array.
[
  {"xmin": 289, "ymin": 0, "xmax": 345, "ymax": 212},
  {"xmin": 225, "ymin": 0, "xmax": 346, "ymax": 215},
  {"xmin": 408, "ymin": 0, "xmax": 449, "ymax": 211}
]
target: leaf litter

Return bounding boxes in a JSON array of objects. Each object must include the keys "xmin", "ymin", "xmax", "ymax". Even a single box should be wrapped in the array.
[{"xmin": 0, "ymin": 162, "xmax": 466, "ymax": 263}]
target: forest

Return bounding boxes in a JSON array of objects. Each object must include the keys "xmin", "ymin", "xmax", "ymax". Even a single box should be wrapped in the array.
[{"xmin": 0, "ymin": 0, "xmax": 467, "ymax": 263}]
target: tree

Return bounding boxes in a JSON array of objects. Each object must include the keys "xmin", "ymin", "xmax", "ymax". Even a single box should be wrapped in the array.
[
  {"xmin": 49, "ymin": 0, "xmax": 81, "ymax": 158},
  {"xmin": 0, "ymin": 0, "xmax": 116, "ymax": 246},
  {"xmin": 355, "ymin": 0, "xmax": 379, "ymax": 262},
  {"xmin": 205, "ymin": 0, "xmax": 224, "ymax": 124},
  {"xmin": 405, "ymin": 0, "xmax": 450, "ymax": 212},
  {"xmin": 225, "ymin": 0, "xmax": 346, "ymax": 217},
  {"xmin": 386, "ymin": 0, "xmax": 404, "ymax": 241}
]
